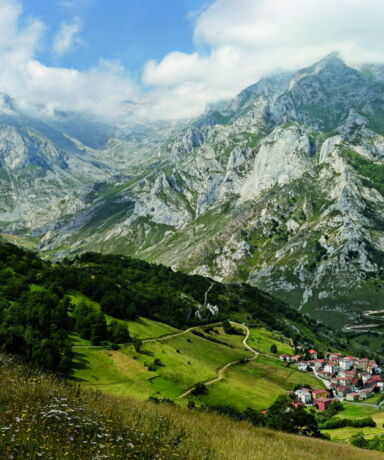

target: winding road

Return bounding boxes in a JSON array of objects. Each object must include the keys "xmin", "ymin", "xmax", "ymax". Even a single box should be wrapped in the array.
[
  {"xmin": 142, "ymin": 321, "xmax": 259, "ymax": 399},
  {"xmin": 176, "ymin": 322, "xmax": 259, "ymax": 399}
]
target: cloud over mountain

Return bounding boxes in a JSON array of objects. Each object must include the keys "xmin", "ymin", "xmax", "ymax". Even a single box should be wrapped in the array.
[
  {"xmin": 1, "ymin": 0, "xmax": 384, "ymax": 121},
  {"xmin": 143, "ymin": 0, "xmax": 384, "ymax": 119}
]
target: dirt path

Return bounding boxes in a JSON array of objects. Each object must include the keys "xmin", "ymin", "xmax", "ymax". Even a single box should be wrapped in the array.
[
  {"xmin": 177, "ymin": 322, "xmax": 259, "ymax": 399},
  {"xmin": 142, "ymin": 322, "xmax": 222, "ymax": 344},
  {"xmin": 204, "ymin": 282, "xmax": 214, "ymax": 306}
]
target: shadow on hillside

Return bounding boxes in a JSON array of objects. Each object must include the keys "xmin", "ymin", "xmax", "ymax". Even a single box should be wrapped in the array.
[{"xmin": 72, "ymin": 351, "xmax": 89, "ymax": 377}]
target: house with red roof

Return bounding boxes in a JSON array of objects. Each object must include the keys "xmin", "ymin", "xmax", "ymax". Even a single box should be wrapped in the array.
[
  {"xmin": 311, "ymin": 389, "xmax": 330, "ymax": 400},
  {"xmin": 314, "ymin": 397, "xmax": 332, "ymax": 411},
  {"xmin": 314, "ymin": 359, "xmax": 325, "ymax": 370},
  {"xmin": 361, "ymin": 372, "xmax": 371, "ymax": 384},
  {"xmin": 335, "ymin": 385, "xmax": 352, "ymax": 398},
  {"xmin": 308, "ymin": 349, "xmax": 317, "ymax": 359},
  {"xmin": 357, "ymin": 358, "xmax": 369, "ymax": 370},
  {"xmin": 327, "ymin": 352, "xmax": 342, "ymax": 363},
  {"xmin": 366, "ymin": 375, "xmax": 382, "ymax": 387},
  {"xmin": 368, "ymin": 360, "xmax": 378, "ymax": 373},
  {"xmin": 339, "ymin": 357, "xmax": 354, "ymax": 370},
  {"xmin": 338, "ymin": 376, "xmax": 353, "ymax": 386},
  {"xmin": 360, "ymin": 388, "xmax": 373, "ymax": 399}
]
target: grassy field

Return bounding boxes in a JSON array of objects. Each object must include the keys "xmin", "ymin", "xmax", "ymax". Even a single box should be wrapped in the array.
[
  {"xmin": 248, "ymin": 328, "xmax": 294, "ymax": 355},
  {"xmin": 195, "ymin": 355, "xmax": 323, "ymax": 410},
  {"xmin": 321, "ymin": 403, "xmax": 384, "ymax": 444},
  {"xmin": 1, "ymin": 358, "xmax": 383, "ymax": 460},
  {"xmin": 72, "ymin": 327, "xmax": 250, "ymax": 401},
  {"xmin": 71, "ymin": 315, "xmax": 322, "ymax": 412}
]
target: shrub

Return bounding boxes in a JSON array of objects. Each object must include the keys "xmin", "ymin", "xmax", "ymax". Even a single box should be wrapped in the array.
[
  {"xmin": 270, "ymin": 344, "xmax": 278, "ymax": 354},
  {"xmin": 319, "ymin": 417, "xmax": 376, "ymax": 430},
  {"xmin": 191, "ymin": 383, "xmax": 208, "ymax": 396}
]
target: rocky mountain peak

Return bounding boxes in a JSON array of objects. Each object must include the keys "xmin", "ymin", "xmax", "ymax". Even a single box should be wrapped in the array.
[{"xmin": 2, "ymin": 54, "xmax": 384, "ymax": 331}]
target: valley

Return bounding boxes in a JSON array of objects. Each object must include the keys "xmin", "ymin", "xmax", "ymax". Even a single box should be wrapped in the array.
[
  {"xmin": 2, "ymin": 55, "xmax": 384, "ymax": 331},
  {"xmin": 0, "ymin": 236, "xmax": 383, "ymax": 455},
  {"xmin": 1, "ymin": 53, "xmax": 384, "ymax": 458}
]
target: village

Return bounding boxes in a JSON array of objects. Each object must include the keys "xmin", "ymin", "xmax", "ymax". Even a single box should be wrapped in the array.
[{"xmin": 279, "ymin": 349, "xmax": 383, "ymax": 411}]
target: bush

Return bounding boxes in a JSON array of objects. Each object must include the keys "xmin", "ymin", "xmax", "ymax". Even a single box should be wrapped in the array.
[
  {"xmin": 319, "ymin": 417, "xmax": 376, "ymax": 430},
  {"xmin": 270, "ymin": 344, "xmax": 278, "ymax": 354},
  {"xmin": 191, "ymin": 383, "xmax": 208, "ymax": 396}
]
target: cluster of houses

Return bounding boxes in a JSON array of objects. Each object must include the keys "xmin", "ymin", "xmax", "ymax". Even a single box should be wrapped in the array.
[{"xmin": 279, "ymin": 349, "xmax": 383, "ymax": 410}]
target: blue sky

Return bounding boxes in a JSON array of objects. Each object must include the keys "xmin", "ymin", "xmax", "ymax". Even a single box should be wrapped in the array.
[
  {"xmin": 1, "ymin": 0, "xmax": 383, "ymax": 121},
  {"xmin": 21, "ymin": 0, "xmax": 209, "ymax": 76}
]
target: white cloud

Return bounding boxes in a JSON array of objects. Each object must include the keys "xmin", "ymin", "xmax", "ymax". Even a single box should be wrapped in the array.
[
  {"xmin": 53, "ymin": 17, "xmax": 82, "ymax": 56},
  {"xmin": 142, "ymin": 0, "xmax": 384, "ymax": 119},
  {"xmin": 0, "ymin": 0, "xmax": 139, "ymax": 121},
  {"xmin": 58, "ymin": 1, "xmax": 75, "ymax": 8},
  {"xmin": 1, "ymin": 0, "xmax": 384, "ymax": 122}
]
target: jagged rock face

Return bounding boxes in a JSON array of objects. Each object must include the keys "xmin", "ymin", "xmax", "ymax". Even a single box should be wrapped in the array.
[
  {"xmin": 239, "ymin": 125, "xmax": 312, "ymax": 201},
  {"xmin": 2, "ymin": 54, "xmax": 384, "ymax": 329}
]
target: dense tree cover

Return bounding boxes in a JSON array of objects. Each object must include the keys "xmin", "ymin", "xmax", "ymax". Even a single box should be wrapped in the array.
[
  {"xmin": 0, "ymin": 241, "xmax": 375, "ymax": 374},
  {"xmin": 351, "ymin": 432, "xmax": 384, "ymax": 452},
  {"xmin": 204, "ymin": 394, "xmax": 324, "ymax": 438},
  {"xmin": 0, "ymin": 243, "xmax": 72, "ymax": 375}
]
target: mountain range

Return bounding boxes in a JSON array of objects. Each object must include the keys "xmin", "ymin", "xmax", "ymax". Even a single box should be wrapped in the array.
[{"xmin": 2, "ymin": 53, "xmax": 384, "ymax": 330}]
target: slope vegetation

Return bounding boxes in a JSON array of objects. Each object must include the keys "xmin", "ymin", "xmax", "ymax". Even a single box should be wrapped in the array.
[{"xmin": 1, "ymin": 357, "xmax": 383, "ymax": 460}]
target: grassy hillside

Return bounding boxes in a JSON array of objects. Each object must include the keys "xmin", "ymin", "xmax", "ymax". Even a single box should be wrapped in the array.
[
  {"xmin": 1, "ymin": 238, "xmax": 374, "ymax": 377},
  {"xmin": 1, "ymin": 356, "xmax": 383, "ymax": 460},
  {"xmin": 195, "ymin": 355, "xmax": 322, "ymax": 411},
  {"xmin": 71, "ymin": 311, "xmax": 322, "ymax": 410},
  {"xmin": 1, "ymin": 240, "xmax": 383, "ymax": 455}
]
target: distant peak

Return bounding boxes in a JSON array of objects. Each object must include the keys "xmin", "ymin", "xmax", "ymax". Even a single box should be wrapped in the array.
[
  {"xmin": 314, "ymin": 51, "xmax": 346, "ymax": 71},
  {"xmin": 289, "ymin": 52, "xmax": 348, "ymax": 90}
]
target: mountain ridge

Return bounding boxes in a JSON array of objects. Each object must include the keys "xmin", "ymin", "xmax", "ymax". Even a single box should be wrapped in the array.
[{"xmin": 2, "ymin": 54, "xmax": 384, "ymax": 329}]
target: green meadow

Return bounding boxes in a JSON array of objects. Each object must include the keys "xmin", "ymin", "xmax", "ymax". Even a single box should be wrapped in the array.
[
  {"xmin": 69, "ymin": 293, "xmax": 322, "ymax": 411},
  {"xmin": 321, "ymin": 403, "xmax": 384, "ymax": 443},
  {"xmin": 248, "ymin": 328, "xmax": 294, "ymax": 355},
  {"xmin": 195, "ymin": 355, "xmax": 323, "ymax": 410}
]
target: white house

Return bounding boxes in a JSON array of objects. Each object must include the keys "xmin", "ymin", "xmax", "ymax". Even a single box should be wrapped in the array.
[
  {"xmin": 297, "ymin": 362, "xmax": 308, "ymax": 371},
  {"xmin": 339, "ymin": 357, "xmax": 354, "ymax": 370},
  {"xmin": 324, "ymin": 364, "xmax": 339, "ymax": 374},
  {"xmin": 295, "ymin": 389, "xmax": 312, "ymax": 404}
]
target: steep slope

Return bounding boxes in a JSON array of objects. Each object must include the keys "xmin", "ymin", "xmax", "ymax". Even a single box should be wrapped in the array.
[
  {"xmin": 2, "ymin": 358, "xmax": 383, "ymax": 460},
  {"xmin": 4, "ymin": 54, "xmax": 384, "ymax": 328}
]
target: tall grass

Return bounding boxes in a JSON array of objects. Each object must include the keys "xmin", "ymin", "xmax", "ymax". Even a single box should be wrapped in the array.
[{"xmin": 0, "ymin": 356, "xmax": 382, "ymax": 460}]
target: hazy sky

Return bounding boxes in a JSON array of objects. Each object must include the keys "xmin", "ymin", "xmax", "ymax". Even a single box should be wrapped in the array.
[{"xmin": 1, "ymin": 0, "xmax": 384, "ymax": 121}]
